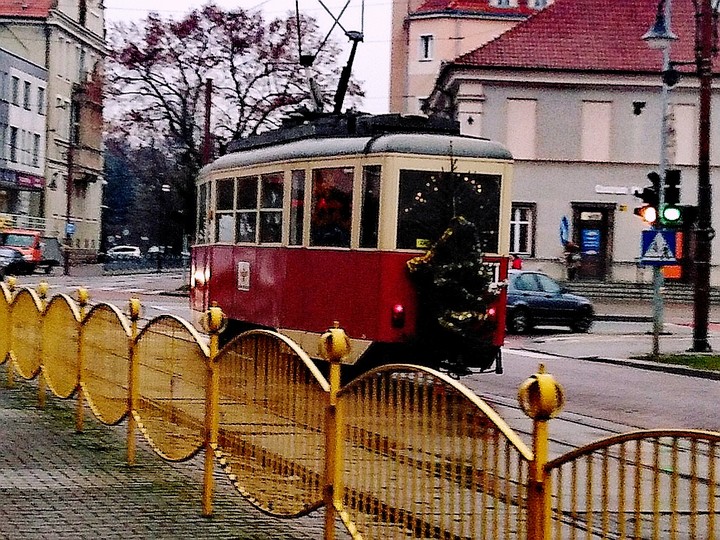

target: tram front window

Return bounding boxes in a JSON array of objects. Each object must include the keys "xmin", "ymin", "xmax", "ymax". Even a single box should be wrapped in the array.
[
  {"xmin": 396, "ymin": 169, "xmax": 501, "ymax": 252},
  {"xmin": 311, "ymin": 167, "xmax": 353, "ymax": 247}
]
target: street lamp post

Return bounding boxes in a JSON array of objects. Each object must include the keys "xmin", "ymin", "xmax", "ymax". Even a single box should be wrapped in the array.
[{"xmin": 643, "ymin": 0, "xmax": 677, "ymax": 356}]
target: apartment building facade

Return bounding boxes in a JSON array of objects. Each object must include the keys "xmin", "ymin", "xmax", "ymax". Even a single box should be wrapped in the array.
[
  {"xmin": 0, "ymin": 48, "xmax": 47, "ymax": 226},
  {"xmin": 390, "ymin": 0, "xmax": 550, "ymax": 115},
  {"xmin": 425, "ymin": 0, "xmax": 720, "ymax": 283},
  {"xmin": 0, "ymin": 0, "xmax": 105, "ymax": 256}
]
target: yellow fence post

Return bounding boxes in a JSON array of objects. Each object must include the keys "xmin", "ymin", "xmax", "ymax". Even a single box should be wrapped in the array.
[
  {"xmin": 319, "ymin": 321, "xmax": 351, "ymax": 540},
  {"xmin": 518, "ymin": 364, "xmax": 564, "ymax": 540},
  {"xmin": 5, "ymin": 277, "xmax": 16, "ymax": 388},
  {"xmin": 202, "ymin": 303, "xmax": 224, "ymax": 517},
  {"xmin": 36, "ymin": 281, "xmax": 48, "ymax": 409},
  {"xmin": 127, "ymin": 297, "xmax": 141, "ymax": 466},
  {"xmin": 75, "ymin": 288, "xmax": 89, "ymax": 433}
]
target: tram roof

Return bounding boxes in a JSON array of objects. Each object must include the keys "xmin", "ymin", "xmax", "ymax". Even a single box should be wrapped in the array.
[{"xmin": 202, "ymin": 132, "xmax": 512, "ymax": 175}]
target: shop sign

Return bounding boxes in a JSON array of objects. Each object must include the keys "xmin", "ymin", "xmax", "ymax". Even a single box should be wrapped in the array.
[{"xmin": 16, "ymin": 174, "xmax": 45, "ymax": 189}]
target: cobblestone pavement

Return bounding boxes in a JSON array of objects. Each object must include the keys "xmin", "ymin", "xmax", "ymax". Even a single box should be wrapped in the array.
[{"xmin": 0, "ymin": 378, "xmax": 350, "ymax": 540}]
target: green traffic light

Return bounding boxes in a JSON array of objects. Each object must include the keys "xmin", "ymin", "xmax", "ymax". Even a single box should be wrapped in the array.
[{"xmin": 661, "ymin": 205, "xmax": 682, "ymax": 224}]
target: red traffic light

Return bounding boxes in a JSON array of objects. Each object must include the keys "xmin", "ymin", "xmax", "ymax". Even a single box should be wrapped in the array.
[{"xmin": 634, "ymin": 205, "xmax": 657, "ymax": 225}]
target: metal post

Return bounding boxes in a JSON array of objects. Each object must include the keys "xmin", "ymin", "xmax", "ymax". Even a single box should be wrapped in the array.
[
  {"xmin": 127, "ymin": 298, "xmax": 141, "ymax": 466},
  {"xmin": 644, "ymin": 0, "xmax": 678, "ymax": 356},
  {"xmin": 202, "ymin": 304, "xmax": 223, "ymax": 516},
  {"xmin": 692, "ymin": 0, "xmax": 714, "ymax": 352}
]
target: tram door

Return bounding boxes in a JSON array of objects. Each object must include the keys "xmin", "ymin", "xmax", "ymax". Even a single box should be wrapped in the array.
[{"xmin": 571, "ymin": 203, "xmax": 614, "ymax": 281}]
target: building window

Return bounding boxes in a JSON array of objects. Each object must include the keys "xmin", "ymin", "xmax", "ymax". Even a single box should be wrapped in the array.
[
  {"xmin": 672, "ymin": 103, "xmax": 696, "ymax": 165},
  {"xmin": 581, "ymin": 101, "xmax": 612, "ymax": 162},
  {"xmin": 23, "ymin": 81, "xmax": 31, "ymax": 110},
  {"xmin": 79, "ymin": 0, "xmax": 87, "ymax": 26},
  {"xmin": 506, "ymin": 98, "xmax": 537, "ymax": 159},
  {"xmin": 510, "ymin": 203, "xmax": 535, "ymax": 255},
  {"xmin": 419, "ymin": 35, "xmax": 434, "ymax": 61},
  {"xmin": 10, "ymin": 76, "xmax": 19, "ymax": 105},
  {"xmin": 32, "ymin": 133, "xmax": 41, "ymax": 167},
  {"xmin": 37, "ymin": 87, "xmax": 45, "ymax": 115},
  {"xmin": 9, "ymin": 127, "xmax": 18, "ymax": 162}
]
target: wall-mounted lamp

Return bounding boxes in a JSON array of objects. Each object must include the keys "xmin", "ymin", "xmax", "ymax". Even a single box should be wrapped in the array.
[
  {"xmin": 632, "ymin": 101, "xmax": 646, "ymax": 115},
  {"xmin": 48, "ymin": 172, "xmax": 61, "ymax": 191}
]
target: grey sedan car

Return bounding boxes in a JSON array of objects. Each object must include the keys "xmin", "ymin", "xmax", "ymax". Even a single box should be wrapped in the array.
[{"xmin": 506, "ymin": 270, "xmax": 594, "ymax": 334}]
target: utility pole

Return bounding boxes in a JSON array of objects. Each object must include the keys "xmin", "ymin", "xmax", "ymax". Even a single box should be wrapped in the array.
[
  {"xmin": 692, "ymin": 0, "xmax": 714, "ymax": 352},
  {"xmin": 63, "ymin": 90, "xmax": 76, "ymax": 277}
]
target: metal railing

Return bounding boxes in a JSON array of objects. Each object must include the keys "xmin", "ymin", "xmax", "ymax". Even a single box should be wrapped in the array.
[
  {"xmin": 0, "ymin": 212, "xmax": 47, "ymax": 231},
  {"xmin": 0, "ymin": 278, "xmax": 718, "ymax": 540}
]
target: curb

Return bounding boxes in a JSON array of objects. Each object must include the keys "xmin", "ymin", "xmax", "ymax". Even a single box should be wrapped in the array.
[
  {"xmin": 596, "ymin": 314, "xmax": 652, "ymax": 322},
  {"xmin": 524, "ymin": 347, "xmax": 720, "ymax": 381}
]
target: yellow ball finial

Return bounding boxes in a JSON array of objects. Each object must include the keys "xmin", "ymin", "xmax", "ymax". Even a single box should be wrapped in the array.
[
  {"xmin": 77, "ymin": 288, "xmax": 89, "ymax": 307},
  {"xmin": 319, "ymin": 321, "xmax": 351, "ymax": 362},
  {"xmin": 518, "ymin": 363, "xmax": 565, "ymax": 420},
  {"xmin": 128, "ymin": 297, "xmax": 142, "ymax": 320},
  {"xmin": 37, "ymin": 281, "xmax": 49, "ymax": 298}
]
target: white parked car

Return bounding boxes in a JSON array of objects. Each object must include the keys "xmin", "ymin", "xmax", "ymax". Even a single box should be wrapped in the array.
[{"xmin": 106, "ymin": 245, "xmax": 142, "ymax": 259}]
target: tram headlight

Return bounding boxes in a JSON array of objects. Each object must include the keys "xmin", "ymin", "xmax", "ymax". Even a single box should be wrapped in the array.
[
  {"xmin": 391, "ymin": 303, "xmax": 406, "ymax": 328},
  {"xmin": 193, "ymin": 265, "xmax": 210, "ymax": 287}
]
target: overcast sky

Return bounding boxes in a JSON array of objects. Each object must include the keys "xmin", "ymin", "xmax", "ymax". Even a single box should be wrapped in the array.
[{"xmin": 103, "ymin": 0, "xmax": 391, "ymax": 113}]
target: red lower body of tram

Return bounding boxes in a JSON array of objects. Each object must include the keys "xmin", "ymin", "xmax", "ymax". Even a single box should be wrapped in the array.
[{"xmin": 191, "ymin": 245, "xmax": 508, "ymax": 365}]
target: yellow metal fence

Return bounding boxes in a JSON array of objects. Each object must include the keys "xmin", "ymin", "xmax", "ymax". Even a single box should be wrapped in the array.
[{"xmin": 1, "ymin": 279, "xmax": 718, "ymax": 540}]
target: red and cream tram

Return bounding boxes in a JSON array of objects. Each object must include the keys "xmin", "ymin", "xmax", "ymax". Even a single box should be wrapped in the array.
[{"xmin": 190, "ymin": 114, "xmax": 514, "ymax": 373}]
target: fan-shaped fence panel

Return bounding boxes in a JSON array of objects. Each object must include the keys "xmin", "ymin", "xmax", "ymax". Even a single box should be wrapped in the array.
[
  {"xmin": 214, "ymin": 330, "xmax": 330, "ymax": 517},
  {"xmin": 0, "ymin": 283, "xmax": 12, "ymax": 365},
  {"xmin": 42, "ymin": 295, "xmax": 81, "ymax": 398},
  {"xmin": 337, "ymin": 365, "xmax": 534, "ymax": 540},
  {"xmin": 10, "ymin": 288, "xmax": 44, "ymax": 379},
  {"xmin": 546, "ymin": 430, "xmax": 720, "ymax": 540},
  {"xmin": 134, "ymin": 315, "xmax": 208, "ymax": 462},
  {"xmin": 81, "ymin": 303, "xmax": 132, "ymax": 425}
]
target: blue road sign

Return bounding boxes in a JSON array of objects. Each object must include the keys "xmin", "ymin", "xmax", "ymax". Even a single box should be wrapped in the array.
[
  {"xmin": 640, "ymin": 230, "xmax": 677, "ymax": 266},
  {"xmin": 65, "ymin": 222, "xmax": 75, "ymax": 235}
]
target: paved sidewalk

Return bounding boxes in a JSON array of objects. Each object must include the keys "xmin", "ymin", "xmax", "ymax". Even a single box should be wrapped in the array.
[{"xmin": 0, "ymin": 378, "xmax": 349, "ymax": 540}]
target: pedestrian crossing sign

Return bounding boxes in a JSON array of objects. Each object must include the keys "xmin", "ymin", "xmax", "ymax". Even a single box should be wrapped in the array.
[{"xmin": 640, "ymin": 230, "xmax": 677, "ymax": 265}]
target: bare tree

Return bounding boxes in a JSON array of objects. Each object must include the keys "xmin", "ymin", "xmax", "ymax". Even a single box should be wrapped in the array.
[{"xmin": 105, "ymin": 2, "xmax": 363, "ymax": 236}]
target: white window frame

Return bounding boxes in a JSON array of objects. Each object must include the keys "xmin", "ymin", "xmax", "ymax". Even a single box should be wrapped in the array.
[{"xmin": 510, "ymin": 203, "xmax": 535, "ymax": 256}]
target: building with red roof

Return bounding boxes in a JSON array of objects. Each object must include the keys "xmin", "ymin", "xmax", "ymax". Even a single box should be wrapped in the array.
[
  {"xmin": 424, "ymin": 0, "xmax": 720, "ymax": 284},
  {"xmin": 390, "ymin": 0, "xmax": 551, "ymax": 113},
  {"xmin": 0, "ymin": 0, "xmax": 106, "ymax": 257}
]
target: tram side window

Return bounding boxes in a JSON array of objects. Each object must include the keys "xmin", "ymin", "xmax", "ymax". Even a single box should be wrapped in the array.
[
  {"xmin": 311, "ymin": 167, "xmax": 353, "ymax": 247},
  {"xmin": 215, "ymin": 178, "xmax": 235, "ymax": 243},
  {"xmin": 396, "ymin": 169, "xmax": 501, "ymax": 253},
  {"xmin": 259, "ymin": 172, "xmax": 283, "ymax": 243},
  {"xmin": 360, "ymin": 165, "xmax": 381, "ymax": 248},
  {"xmin": 197, "ymin": 182, "xmax": 208, "ymax": 243},
  {"xmin": 236, "ymin": 175, "xmax": 258, "ymax": 243},
  {"xmin": 289, "ymin": 170, "xmax": 305, "ymax": 246}
]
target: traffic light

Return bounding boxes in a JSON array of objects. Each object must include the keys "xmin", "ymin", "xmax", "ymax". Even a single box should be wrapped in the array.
[
  {"xmin": 661, "ymin": 169, "xmax": 682, "ymax": 226},
  {"xmin": 633, "ymin": 171, "xmax": 660, "ymax": 225}
]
